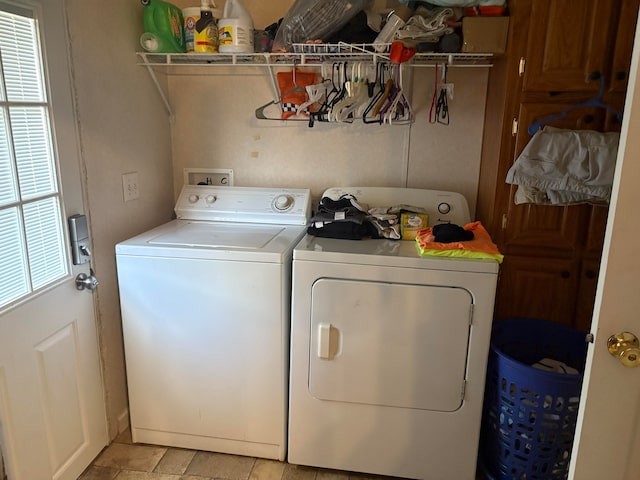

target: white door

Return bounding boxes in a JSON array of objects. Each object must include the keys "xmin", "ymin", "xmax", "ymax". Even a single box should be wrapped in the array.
[
  {"xmin": 569, "ymin": 12, "xmax": 640, "ymax": 480},
  {"xmin": 0, "ymin": 1, "xmax": 107, "ymax": 479}
]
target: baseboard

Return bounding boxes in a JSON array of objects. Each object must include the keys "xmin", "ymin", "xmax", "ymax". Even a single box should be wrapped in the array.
[{"xmin": 117, "ymin": 409, "xmax": 130, "ymax": 435}]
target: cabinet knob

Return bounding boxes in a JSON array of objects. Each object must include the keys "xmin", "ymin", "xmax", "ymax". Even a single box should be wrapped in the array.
[
  {"xmin": 616, "ymin": 71, "xmax": 627, "ymax": 81},
  {"xmin": 585, "ymin": 270, "xmax": 597, "ymax": 279},
  {"xmin": 561, "ymin": 271, "xmax": 571, "ymax": 279},
  {"xmin": 583, "ymin": 114, "xmax": 594, "ymax": 124},
  {"xmin": 587, "ymin": 71, "xmax": 601, "ymax": 81}
]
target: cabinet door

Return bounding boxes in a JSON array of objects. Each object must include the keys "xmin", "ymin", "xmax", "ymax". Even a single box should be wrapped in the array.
[
  {"xmin": 503, "ymin": 103, "xmax": 598, "ymax": 254},
  {"xmin": 522, "ymin": 0, "xmax": 615, "ymax": 93},
  {"xmin": 584, "ymin": 205, "xmax": 608, "ymax": 258},
  {"xmin": 494, "ymin": 255, "xmax": 579, "ymax": 327},
  {"xmin": 609, "ymin": 0, "xmax": 640, "ymax": 93},
  {"xmin": 574, "ymin": 258, "xmax": 601, "ymax": 332}
]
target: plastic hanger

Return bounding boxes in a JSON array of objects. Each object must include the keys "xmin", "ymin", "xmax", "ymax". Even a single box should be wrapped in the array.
[
  {"xmin": 309, "ymin": 62, "xmax": 341, "ymax": 127},
  {"xmin": 326, "ymin": 62, "xmax": 349, "ymax": 121},
  {"xmin": 381, "ymin": 65, "xmax": 412, "ymax": 125},
  {"xmin": 363, "ymin": 63, "xmax": 388, "ymax": 124},
  {"xmin": 527, "ymin": 74, "xmax": 623, "ymax": 135},
  {"xmin": 332, "ymin": 63, "xmax": 370, "ymax": 122}
]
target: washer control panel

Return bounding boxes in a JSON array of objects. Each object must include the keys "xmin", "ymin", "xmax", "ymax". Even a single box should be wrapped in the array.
[{"xmin": 175, "ymin": 185, "xmax": 311, "ymax": 225}]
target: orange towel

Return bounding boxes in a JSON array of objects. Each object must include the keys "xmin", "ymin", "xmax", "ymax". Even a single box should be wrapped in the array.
[{"xmin": 415, "ymin": 221, "xmax": 504, "ymax": 263}]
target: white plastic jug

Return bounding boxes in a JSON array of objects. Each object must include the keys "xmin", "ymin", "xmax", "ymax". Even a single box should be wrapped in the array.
[{"xmin": 218, "ymin": 0, "xmax": 254, "ymax": 53}]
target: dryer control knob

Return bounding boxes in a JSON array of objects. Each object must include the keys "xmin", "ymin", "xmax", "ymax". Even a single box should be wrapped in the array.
[
  {"xmin": 205, "ymin": 195, "xmax": 217, "ymax": 204},
  {"xmin": 274, "ymin": 194, "xmax": 294, "ymax": 211},
  {"xmin": 188, "ymin": 194, "xmax": 200, "ymax": 204},
  {"xmin": 437, "ymin": 202, "xmax": 451, "ymax": 214}
]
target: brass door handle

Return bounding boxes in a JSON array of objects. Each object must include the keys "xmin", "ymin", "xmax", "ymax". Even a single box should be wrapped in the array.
[{"xmin": 607, "ymin": 332, "xmax": 640, "ymax": 368}]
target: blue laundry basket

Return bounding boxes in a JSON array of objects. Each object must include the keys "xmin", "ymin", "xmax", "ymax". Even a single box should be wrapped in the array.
[{"xmin": 480, "ymin": 318, "xmax": 588, "ymax": 480}]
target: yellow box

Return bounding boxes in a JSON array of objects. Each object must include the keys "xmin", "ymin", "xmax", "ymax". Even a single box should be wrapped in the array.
[{"xmin": 401, "ymin": 213, "xmax": 429, "ymax": 240}]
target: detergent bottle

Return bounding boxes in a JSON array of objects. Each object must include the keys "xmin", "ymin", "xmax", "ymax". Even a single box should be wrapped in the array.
[
  {"xmin": 194, "ymin": 0, "xmax": 218, "ymax": 52},
  {"xmin": 218, "ymin": 0, "xmax": 254, "ymax": 53},
  {"xmin": 140, "ymin": 0, "xmax": 186, "ymax": 53}
]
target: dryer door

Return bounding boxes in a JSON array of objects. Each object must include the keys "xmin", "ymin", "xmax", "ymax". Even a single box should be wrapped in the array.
[{"xmin": 309, "ymin": 278, "xmax": 473, "ymax": 412}]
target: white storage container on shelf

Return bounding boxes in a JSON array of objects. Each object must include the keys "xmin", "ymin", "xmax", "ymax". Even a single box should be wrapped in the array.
[{"xmin": 218, "ymin": 0, "xmax": 254, "ymax": 53}]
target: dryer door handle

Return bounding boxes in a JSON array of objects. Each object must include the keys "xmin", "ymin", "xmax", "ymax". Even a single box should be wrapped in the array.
[{"xmin": 317, "ymin": 323, "xmax": 339, "ymax": 359}]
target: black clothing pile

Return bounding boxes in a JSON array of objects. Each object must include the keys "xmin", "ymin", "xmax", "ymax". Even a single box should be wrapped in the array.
[
  {"xmin": 307, "ymin": 195, "xmax": 378, "ymax": 240},
  {"xmin": 307, "ymin": 195, "xmax": 428, "ymax": 241}
]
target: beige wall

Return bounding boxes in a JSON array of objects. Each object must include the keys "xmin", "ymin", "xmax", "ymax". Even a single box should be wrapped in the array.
[
  {"xmin": 169, "ymin": 0, "xmax": 489, "ymax": 215},
  {"xmin": 65, "ymin": 0, "xmax": 175, "ymax": 438},
  {"xmin": 169, "ymin": 67, "xmax": 488, "ymax": 215},
  {"xmin": 62, "ymin": 0, "xmax": 489, "ymax": 440}
]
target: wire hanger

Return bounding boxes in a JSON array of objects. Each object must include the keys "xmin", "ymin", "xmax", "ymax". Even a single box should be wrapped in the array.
[
  {"xmin": 429, "ymin": 64, "xmax": 440, "ymax": 124},
  {"xmin": 436, "ymin": 64, "xmax": 450, "ymax": 125},
  {"xmin": 527, "ymin": 74, "xmax": 623, "ymax": 135}
]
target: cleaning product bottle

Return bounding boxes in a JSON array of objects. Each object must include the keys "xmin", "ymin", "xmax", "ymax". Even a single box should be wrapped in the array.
[
  {"xmin": 194, "ymin": 0, "xmax": 218, "ymax": 53},
  {"xmin": 218, "ymin": 0, "xmax": 254, "ymax": 54},
  {"xmin": 140, "ymin": 0, "xmax": 186, "ymax": 53},
  {"xmin": 373, "ymin": 3, "xmax": 413, "ymax": 53},
  {"xmin": 182, "ymin": 6, "xmax": 200, "ymax": 52}
]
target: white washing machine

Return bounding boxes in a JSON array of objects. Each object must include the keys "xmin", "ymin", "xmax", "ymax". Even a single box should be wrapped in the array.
[
  {"xmin": 116, "ymin": 185, "xmax": 310, "ymax": 461},
  {"xmin": 288, "ymin": 187, "xmax": 500, "ymax": 480}
]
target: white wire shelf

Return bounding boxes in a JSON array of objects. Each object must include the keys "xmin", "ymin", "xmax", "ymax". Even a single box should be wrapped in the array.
[
  {"xmin": 137, "ymin": 43, "xmax": 493, "ymax": 118},
  {"xmin": 137, "ymin": 43, "xmax": 493, "ymax": 70}
]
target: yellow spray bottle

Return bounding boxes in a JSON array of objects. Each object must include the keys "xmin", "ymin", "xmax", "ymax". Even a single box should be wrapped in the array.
[{"xmin": 194, "ymin": 0, "xmax": 218, "ymax": 53}]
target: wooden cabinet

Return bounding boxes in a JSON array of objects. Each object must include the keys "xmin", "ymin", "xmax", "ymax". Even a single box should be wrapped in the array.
[
  {"xmin": 521, "ymin": 0, "xmax": 615, "ymax": 94},
  {"xmin": 477, "ymin": 0, "xmax": 639, "ymax": 332}
]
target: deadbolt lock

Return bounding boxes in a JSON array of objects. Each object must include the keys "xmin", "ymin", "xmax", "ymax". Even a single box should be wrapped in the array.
[{"xmin": 607, "ymin": 332, "xmax": 640, "ymax": 368}]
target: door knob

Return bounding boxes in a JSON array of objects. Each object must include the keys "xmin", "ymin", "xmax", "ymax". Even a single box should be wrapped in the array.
[
  {"xmin": 76, "ymin": 269, "xmax": 99, "ymax": 292},
  {"xmin": 607, "ymin": 332, "xmax": 640, "ymax": 368}
]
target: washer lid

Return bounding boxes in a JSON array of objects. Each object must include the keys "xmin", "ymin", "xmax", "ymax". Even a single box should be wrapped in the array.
[
  {"xmin": 149, "ymin": 222, "xmax": 283, "ymax": 249},
  {"xmin": 116, "ymin": 220, "xmax": 306, "ymax": 262}
]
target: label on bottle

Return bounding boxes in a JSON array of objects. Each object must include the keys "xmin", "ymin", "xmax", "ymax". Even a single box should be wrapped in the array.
[
  {"xmin": 218, "ymin": 20, "xmax": 254, "ymax": 52},
  {"xmin": 183, "ymin": 12, "xmax": 199, "ymax": 52},
  {"xmin": 218, "ymin": 24, "xmax": 235, "ymax": 46},
  {"xmin": 194, "ymin": 14, "xmax": 218, "ymax": 53}
]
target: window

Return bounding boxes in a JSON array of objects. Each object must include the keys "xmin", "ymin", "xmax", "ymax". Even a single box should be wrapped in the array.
[{"xmin": 0, "ymin": 4, "xmax": 67, "ymax": 310}]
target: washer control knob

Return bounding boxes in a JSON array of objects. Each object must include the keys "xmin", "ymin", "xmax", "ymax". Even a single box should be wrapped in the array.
[
  {"xmin": 438, "ymin": 202, "xmax": 451, "ymax": 214},
  {"xmin": 188, "ymin": 194, "xmax": 200, "ymax": 204},
  {"xmin": 205, "ymin": 194, "xmax": 217, "ymax": 204},
  {"xmin": 274, "ymin": 194, "xmax": 294, "ymax": 211}
]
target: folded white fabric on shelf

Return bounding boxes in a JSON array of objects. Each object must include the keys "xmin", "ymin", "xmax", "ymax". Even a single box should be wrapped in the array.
[{"xmin": 507, "ymin": 126, "xmax": 620, "ymax": 205}]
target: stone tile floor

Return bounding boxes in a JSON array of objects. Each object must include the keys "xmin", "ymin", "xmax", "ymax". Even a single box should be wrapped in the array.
[{"xmin": 80, "ymin": 429, "xmax": 487, "ymax": 480}]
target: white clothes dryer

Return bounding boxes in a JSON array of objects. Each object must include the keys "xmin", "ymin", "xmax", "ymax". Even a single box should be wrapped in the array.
[
  {"xmin": 288, "ymin": 187, "xmax": 500, "ymax": 480},
  {"xmin": 116, "ymin": 185, "xmax": 310, "ymax": 461}
]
